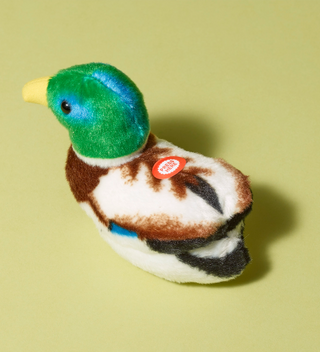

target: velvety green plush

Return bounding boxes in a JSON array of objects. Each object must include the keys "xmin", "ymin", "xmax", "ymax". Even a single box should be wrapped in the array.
[{"xmin": 47, "ymin": 63, "xmax": 150, "ymax": 159}]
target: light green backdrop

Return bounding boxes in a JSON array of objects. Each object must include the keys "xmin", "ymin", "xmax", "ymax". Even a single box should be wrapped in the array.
[{"xmin": 1, "ymin": 1, "xmax": 319, "ymax": 351}]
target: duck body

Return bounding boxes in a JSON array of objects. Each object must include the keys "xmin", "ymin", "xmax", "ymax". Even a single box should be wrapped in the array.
[
  {"xmin": 66, "ymin": 133, "xmax": 252, "ymax": 283},
  {"xmin": 23, "ymin": 62, "xmax": 252, "ymax": 283}
]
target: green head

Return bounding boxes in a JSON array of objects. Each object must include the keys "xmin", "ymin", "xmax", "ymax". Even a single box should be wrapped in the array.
[{"xmin": 23, "ymin": 63, "xmax": 150, "ymax": 159}]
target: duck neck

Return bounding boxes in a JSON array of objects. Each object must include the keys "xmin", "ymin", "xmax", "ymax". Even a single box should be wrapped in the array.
[{"xmin": 73, "ymin": 133, "xmax": 156, "ymax": 168}]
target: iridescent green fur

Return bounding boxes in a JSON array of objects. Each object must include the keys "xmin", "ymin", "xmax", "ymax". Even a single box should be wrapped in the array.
[{"xmin": 47, "ymin": 63, "xmax": 150, "ymax": 159}]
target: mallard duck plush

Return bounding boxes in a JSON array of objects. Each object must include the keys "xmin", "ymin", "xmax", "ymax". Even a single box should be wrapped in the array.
[{"xmin": 22, "ymin": 63, "xmax": 252, "ymax": 284}]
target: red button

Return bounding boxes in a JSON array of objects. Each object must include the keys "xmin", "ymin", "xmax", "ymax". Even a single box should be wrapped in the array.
[{"xmin": 152, "ymin": 156, "xmax": 186, "ymax": 179}]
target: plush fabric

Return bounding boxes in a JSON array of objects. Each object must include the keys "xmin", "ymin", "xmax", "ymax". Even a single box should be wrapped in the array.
[
  {"xmin": 66, "ymin": 133, "xmax": 252, "ymax": 282},
  {"xmin": 22, "ymin": 62, "xmax": 253, "ymax": 284},
  {"xmin": 80, "ymin": 201, "xmax": 249, "ymax": 284},
  {"xmin": 47, "ymin": 63, "xmax": 150, "ymax": 159}
]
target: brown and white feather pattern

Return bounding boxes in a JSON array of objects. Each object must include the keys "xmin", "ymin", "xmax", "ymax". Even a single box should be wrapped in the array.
[{"xmin": 65, "ymin": 134, "xmax": 252, "ymax": 283}]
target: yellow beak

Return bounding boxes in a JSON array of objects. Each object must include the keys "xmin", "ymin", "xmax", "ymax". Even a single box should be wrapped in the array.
[{"xmin": 22, "ymin": 76, "xmax": 51, "ymax": 107}]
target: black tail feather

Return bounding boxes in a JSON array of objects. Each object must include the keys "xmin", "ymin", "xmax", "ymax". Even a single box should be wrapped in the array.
[{"xmin": 176, "ymin": 239, "xmax": 251, "ymax": 278}]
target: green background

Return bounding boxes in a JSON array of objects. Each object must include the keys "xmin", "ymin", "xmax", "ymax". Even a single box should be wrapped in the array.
[{"xmin": 1, "ymin": 1, "xmax": 319, "ymax": 351}]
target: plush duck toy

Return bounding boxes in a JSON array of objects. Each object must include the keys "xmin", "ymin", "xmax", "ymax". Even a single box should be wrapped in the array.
[{"xmin": 22, "ymin": 63, "xmax": 252, "ymax": 284}]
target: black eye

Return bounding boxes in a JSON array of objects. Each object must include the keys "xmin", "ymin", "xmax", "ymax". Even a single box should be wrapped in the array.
[{"xmin": 61, "ymin": 100, "xmax": 71, "ymax": 114}]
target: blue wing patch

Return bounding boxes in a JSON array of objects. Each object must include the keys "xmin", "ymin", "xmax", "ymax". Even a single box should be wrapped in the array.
[{"xmin": 109, "ymin": 222, "xmax": 138, "ymax": 238}]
